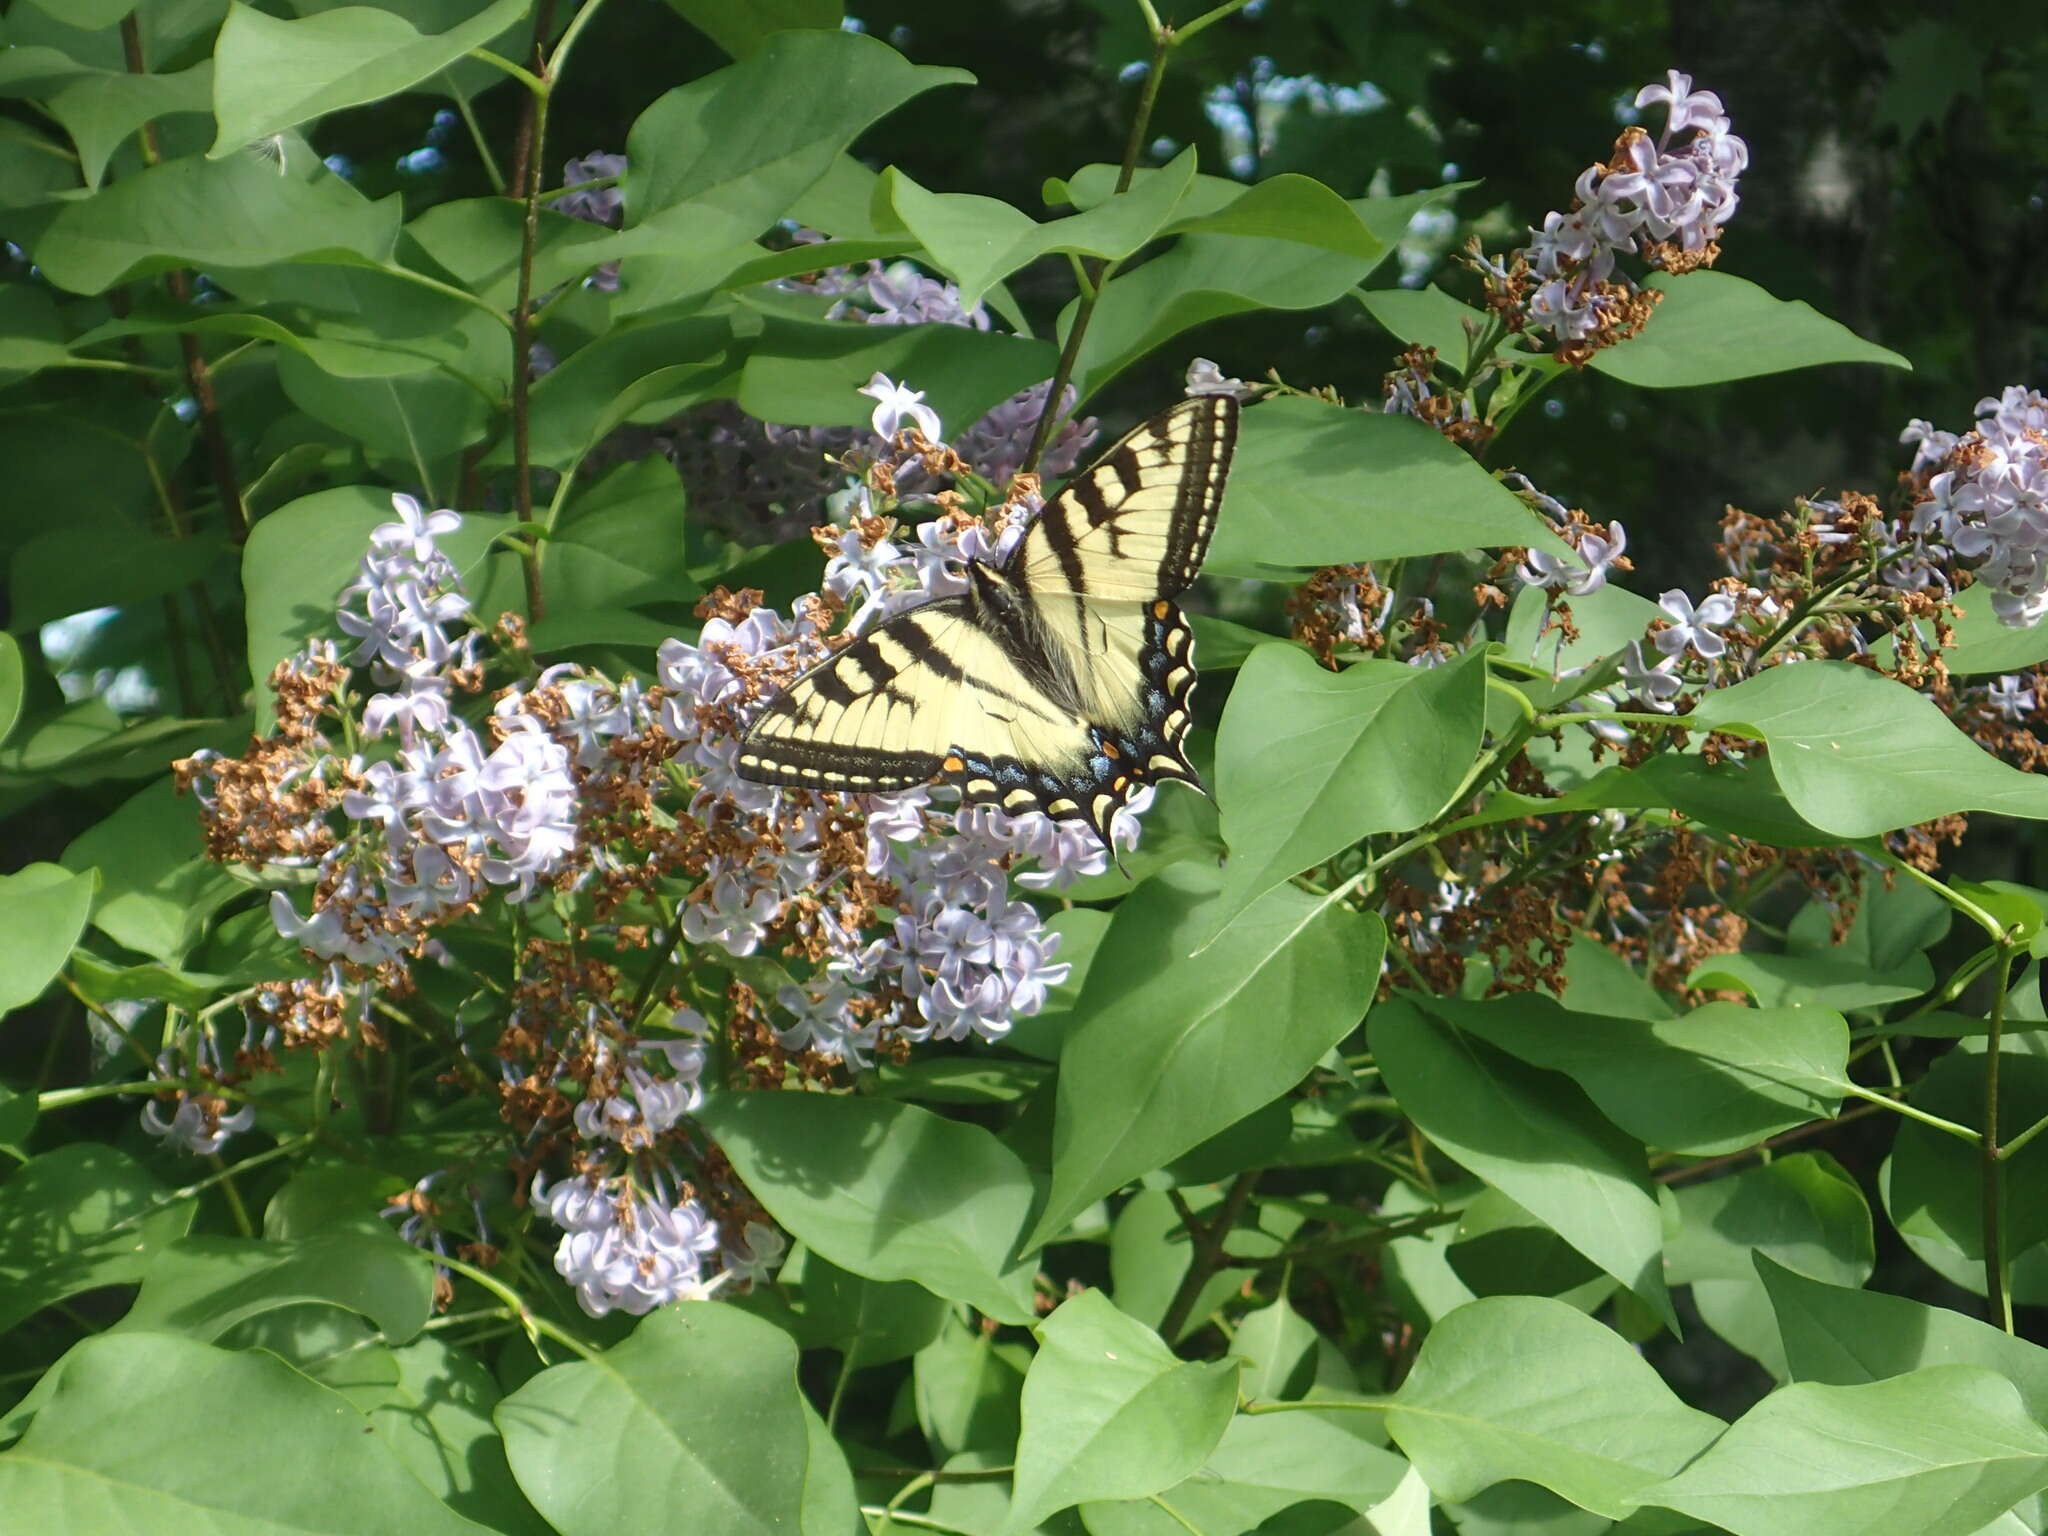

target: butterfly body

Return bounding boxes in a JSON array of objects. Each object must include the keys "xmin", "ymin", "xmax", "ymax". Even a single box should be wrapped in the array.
[{"xmin": 736, "ymin": 395, "xmax": 1237, "ymax": 849}]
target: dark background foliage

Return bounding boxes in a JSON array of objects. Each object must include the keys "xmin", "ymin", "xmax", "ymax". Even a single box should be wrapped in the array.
[{"xmin": 3, "ymin": 0, "xmax": 2045, "ymax": 1436}]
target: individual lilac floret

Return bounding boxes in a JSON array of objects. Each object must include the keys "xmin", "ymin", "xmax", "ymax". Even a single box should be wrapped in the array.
[
  {"xmin": 1987, "ymin": 674, "xmax": 2037, "ymax": 722},
  {"xmin": 1653, "ymin": 588, "xmax": 1736, "ymax": 660},
  {"xmin": 557, "ymin": 151, "xmax": 626, "ymax": 225},
  {"xmin": 1185, "ymin": 357, "xmax": 1252, "ymax": 399},
  {"xmin": 139, "ymin": 1038, "xmax": 257, "ymax": 1156},
  {"xmin": 1519, "ymin": 523, "xmax": 1628, "ymax": 596},
  {"xmin": 1620, "ymin": 641, "xmax": 1686, "ymax": 712},
  {"xmin": 860, "ymin": 371, "xmax": 942, "ymax": 441}
]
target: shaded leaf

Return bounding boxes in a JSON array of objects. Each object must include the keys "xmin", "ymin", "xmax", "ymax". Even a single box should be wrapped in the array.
[
  {"xmin": 1386, "ymin": 1296, "xmax": 1723, "ymax": 1519},
  {"xmin": 1371, "ymin": 1000, "xmax": 1673, "ymax": 1327},
  {"xmin": 1007, "ymin": 1289, "xmax": 1239, "ymax": 1532},
  {"xmin": 1639, "ymin": 1367, "xmax": 2048, "ymax": 1536},
  {"xmin": 1028, "ymin": 862, "xmax": 1384, "ymax": 1249},
  {"xmin": 1593, "ymin": 272, "xmax": 1910, "ymax": 387},
  {"xmin": 695, "ymin": 1092, "xmax": 1038, "ymax": 1324},
  {"xmin": 498, "ymin": 1304, "xmax": 816, "ymax": 1536},
  {"xmin": 1209, "ymin": 396, "xmax": 1566, "ymax": 580}
]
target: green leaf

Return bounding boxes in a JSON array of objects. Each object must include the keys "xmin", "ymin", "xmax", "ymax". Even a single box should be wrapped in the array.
[
  {"xmin": 801, "ymin": 1252, "xmax": 948, "ymax": 1367},
  {"xmin": 627, "ymin": 30, "xmax": 972, "ymax": 249},
  {"xmin": 695, "ymin": 1092, "xmax": 1039, "ymax": 1324},
  {"xmin": 1027, "ymin": 862, "xmax": 1385, "ymax": 1249},
  {"xmin": 539, "ymin": 457, "xmax": 700, "ymax": 617},
  {"xmin": 1688, "ymin": 659, "xmax": 2048, "ymax": 836},
  {"xmin": 1445, "ymin": 1187, "xmax": 1609, "ymax": 1305},
  {"xmin": 1663, "ymin": 1155, "xmax": 1874, "ymax": 1376},
  {"xmin": 1692, "ymin": 871, "xmax": 1946, "ymax": 1008},
  {"xmin": 0, "ymin": 631, "xmax": 24, "ymax": 748},
  {"xmin": 736, "ymin": 310, "xmax": 1054, "ymax": 432},
  {"xmin": 1422, "ymin": 993, "xmax": 1846, "ymax": 1156},
  {"xmin": 1163, "ymin": 173, "xmax": 1388, "ymax": 260},
  {"xmin": 1638, "ymin": 1367, "xmax": 2048, "ymax": 1536},
  {"xmin": 876, "ymin": 148, "xmax": 1196, "ymax": 309},
  {"xmin": 61, "ymin": 778, "xmax": 242, "ymax": 963},
  {"xmin": 1214, "ymin": 643, "xmax": 1487, "ymax": 931},
  {"xmin": 1079, "ymin": 1412, "xmax": 1409, "ymax": 1535},
  {"xmin": 521, "ymin": 312, "xmax": 731, "ymax": 469},
  {"xmin": 1232, "ymin": 1291, "xmax": 1332, "ymax": 1401},
  {"xmin": 1592, "ymin": 271, "xmax": 1911, "ymax": 387},
  {"xmin": 367, "ymin": 1336, "xmax": 551, "ymax": 1535},
  {"xmin": 1208, "ymin": 396, "xmax": 1567, "ymax": 580},
  {"xmin": 0, "ymin": 1333, "xmax": 488, "ymax": 1532},
  {"xmin": 0, "ymin": 863, "xmax": 95, "ymax": 1016},
  {"xmin": 10, "ymin": 525, "xmax": 229, "ymax": 631},
  {"xmin": 1357, "ymin": 284, "xmax": 1499, "ymax": 367},
  {"xmin": 497, "ymin": 1304, "xmax": 815, "ymax": 1536},
  {"xmin": 662, "ymin": 0, "xmax": 844, "ymax": 57},
  {"xmin": 276, "ymin": 344, "xmax": 494, "ymax": 468},
  {"xmin": 914, "ymin": 1311, "xmax": 1028, "ymax": 1461},
  {"xmin": 0, "ymin": 1144, "xmax": 195, "ymax": 1335},
  {"xmin": 242, "ymin": 486, "xmax": 519, "ymax": 685},
  {"xmin": 113, "ymin": 1231, "xmax": 435, "ymax": 1345},
  {"xmin": 1007, "ymin": 1289, "xmax": 1240, "ymax": 1533},
  {"xmin": 1942, "ymin": 584, "xmax": 2048, "ymax": 675},
  {"xmin": 1386, "ymin": 1296, "xmax": 1723, "ymax": 1519},
  {"xmin": 1759, "ymin": 1257, "xmax": 2048, "ymax": 1420},
  {"xmin": 34, "ymin": 150, "xmax": 399, "ymax": 295},
  {"xmin": 210, "ymin": 0, "xmax": 531, "ymax": 157},
  {"xmin": 47, "ymin": 60, "xmax": 212, "ymax": 191},
  {"xmin": 1887, "ymin": 1037, "xmax": 2048, "ymax": 1261},
  {"xmin": 1371, "ymin": 999, "xmax": 1674, "ymax": 1328}
]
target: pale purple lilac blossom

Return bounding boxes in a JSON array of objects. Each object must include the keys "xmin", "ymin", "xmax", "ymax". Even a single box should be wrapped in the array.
[
  {"xmin": 1517, "ymin": 71, "xmax": 1748, "ymax": 346},
  {"xmin": 1902, "ymin": 386, "xmax": 2048, "ymax": 627}
]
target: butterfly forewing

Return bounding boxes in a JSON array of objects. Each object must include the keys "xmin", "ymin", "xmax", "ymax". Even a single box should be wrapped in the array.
[
  {"xmin": 1013, "ymin": 393, "xmax": 1236, "ymax": 604},
  {"xmin": 735, "ymin": 601, "xmax": 1094, "ymax": 794}
]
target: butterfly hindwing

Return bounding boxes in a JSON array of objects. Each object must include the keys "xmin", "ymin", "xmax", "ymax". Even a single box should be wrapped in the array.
[{"xmin": 736, "ymin": 395, "xmax": 1238, "ymax": 849}]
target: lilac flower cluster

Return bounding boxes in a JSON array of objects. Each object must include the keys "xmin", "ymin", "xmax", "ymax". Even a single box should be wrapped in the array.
[
  {"xmin": 267, "ymin": 496, "xmax": 581, "ymax": 973},
  {"xmin": 140, "ymin": 1025, "xmax": 261, "ymax": 1156},
  {"xmin": 1513, "ymin": 71, "xmax": 1748, "ymax": 347},
  {"xmin": 655, "ymin": 471, "xmax": 1122, "ymax": 1063},
  {"xmin": 1902, "ymin": 386, "xmax": 2048, "ymax": 627}
]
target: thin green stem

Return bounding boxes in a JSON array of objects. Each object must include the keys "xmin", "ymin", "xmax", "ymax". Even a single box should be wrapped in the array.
[
  {"xmin": 1836, "ymin": 1080, "xmax": 1981, "ymax": 1143},
  {"xmin": 1224, "ymin": 1208, "xmax": 1459, "ymax": 1267},
  {"xmin": 2001, "ymin": 1106, "xmax": 2048, "ymax": 1162},
  {"xmin": 102, "ymin": 1134, "xmax": 315, "ymax": 1241},
  {"xmin": 1533, "ymin": 707, "xmax": 1707, "ymax": 733},
  {"xmin": 857, "ymin": 1511, "xmax": 976, "ymax": 1536},
  {"xmin": 448, "ymin": 84, "xmax": 506, "ymax": 193},
  {"xmin": 1871, "ymin": 850, "xmax": 2010, "ymax": 942},
  {"xmin": 826, "ymin": 1341, "xmax": 858, "ymax": 1431},
  {"xmin": 438, "ymin": 1251, "xmax": 603, "ymax": 1363},
  {"xmin": 1172, "ymin": 0, "xmax": 1255, "ymax": 42},
  {"xmin": 1485, "ymin": 674, "xmax": 1537, "ymax": 724},
  {"xmin": 208, "ymin": 1152, "xmax": 256, "ymax": 1237},
  {"xmin": 548, "ymin": 0, "xmax": 610, "ymax": 75},
  {"xmin": 1148, "ymin": 1495, "xmax": 1205, "ymax": 1535},
  {"xmin": 37, "ymin": 1078, "xmax": 250, "ymax": 1112},
  {"xmin": 1019, "ymin": 24, "xmax": 1172, "ymax": 474},
  {"xmin": 467, "ymin": 47, "xmax": 546, "ymax": 92},
  {"xmin": 1984, "ymin": 944, "xmax": 2019, "ymax": 1333},
  {"xmin": 1241, "ymin": 1396, "xmax": 1394, "ymax": 1416}
]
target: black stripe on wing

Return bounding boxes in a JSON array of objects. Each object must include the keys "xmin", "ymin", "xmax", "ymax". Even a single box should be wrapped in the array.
[{"xmin": 1156, "ymin": 394, "xmax": 1235, "ymax": 597}]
